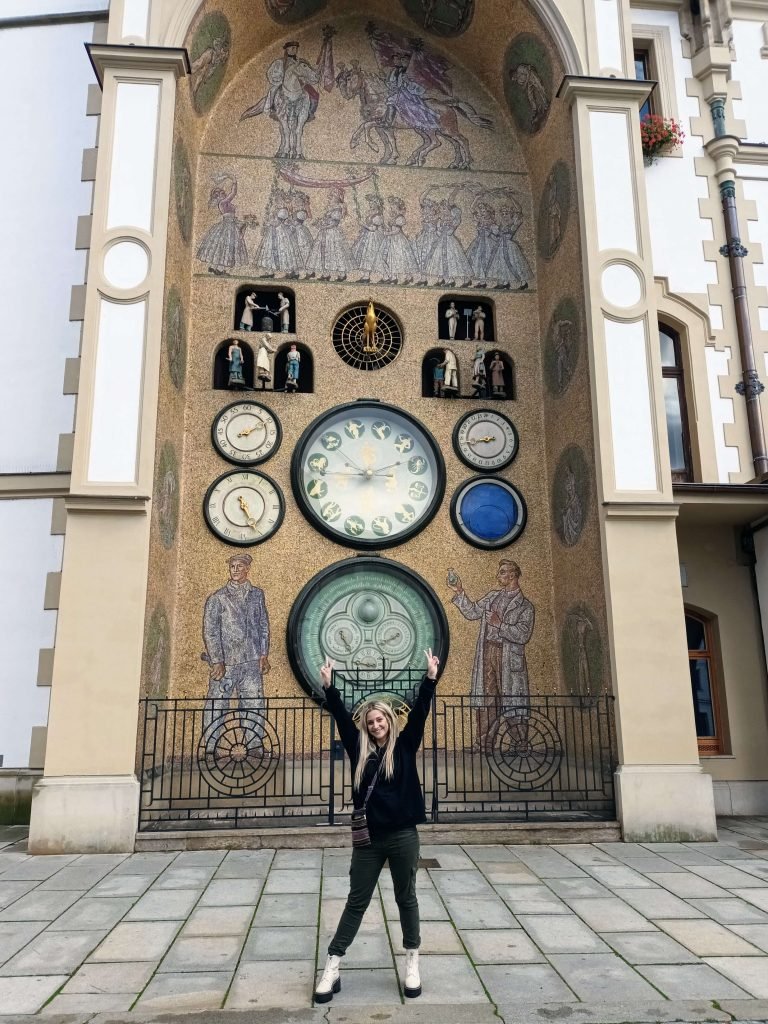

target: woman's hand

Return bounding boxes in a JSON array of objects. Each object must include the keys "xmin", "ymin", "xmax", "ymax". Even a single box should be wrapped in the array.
[
  {"xmin": 424, "ymin": 647, "xmax": 440, "ymax": 680},
  {"xmin": 319, "ymin": 655, "xmax": 334, "ymax": 690}
]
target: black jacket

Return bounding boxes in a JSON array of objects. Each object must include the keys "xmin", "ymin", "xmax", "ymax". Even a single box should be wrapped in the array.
[{"xmin": 323, "ymin": 676, "xmax": 437, "ymax": 836}]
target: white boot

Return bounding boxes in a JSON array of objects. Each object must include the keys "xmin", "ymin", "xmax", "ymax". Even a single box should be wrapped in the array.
[
  {"xmin": 315, "ymin": 954, "xmax": 341, "ymax": 1003},
  {"xmin": 404, "ymin": 948, "xmax": 421, "ymax": 998}
]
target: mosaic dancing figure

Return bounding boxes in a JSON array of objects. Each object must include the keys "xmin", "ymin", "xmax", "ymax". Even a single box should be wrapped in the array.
[
  {"xmin": 255, "ymin": 188, "xmax": 302, "ymax": 277},
  {"xmin": 314, "ymin": 649, "xmax": 440, "ymax": 1004},
  {"xmin": 382, "ymin": 196, "xmax": 418, "ymax": 284},
  {"xmin": 466, "ymin": 201, "xmax": 496, "ymax": 285},
  {"xmin": 305, "ymin": 189, "xmax": 356, "ymax": 281},
  {"xmin": 511, "ymin": 63, "xmax": 550, "ymax": 130},
  {"xmin": 413, "ymin": 197, "xmax": 439, "ymax": 284},
  {"xmin": 290, "ymin": 190, "xmax": 314, "ymax": 271},
  {"xmin": 190, "ymin": 34, "xmax": 230, "ymax": 100},
  {"xmin": 486, "ymin": 201, "xmax": 531, "ymax": 289},
  {"xmin": 354, "ymin": 194, "xmax": 388, "ymax": 281},
  {"xmin": 425, "ymin": 200, "xmax": 472, "ymax": 286},
  {"xmin": 196, "ymin": 174, "xmax": 249, "ymax": 276}
]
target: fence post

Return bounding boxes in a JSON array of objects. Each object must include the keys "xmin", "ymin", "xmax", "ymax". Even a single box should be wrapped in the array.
[
  {"xmin": 431, "ymin": 692, "xmax": 439, "ymax": 823},
  {"xmin": 328, "ymin": 714, "xmax": 336, "ymax": 827}
]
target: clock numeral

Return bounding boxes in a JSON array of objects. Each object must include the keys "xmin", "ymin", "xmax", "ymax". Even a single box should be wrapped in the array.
[{"xmin": 211, "ymin": 515, "xmax": 221, "ymax": 525}]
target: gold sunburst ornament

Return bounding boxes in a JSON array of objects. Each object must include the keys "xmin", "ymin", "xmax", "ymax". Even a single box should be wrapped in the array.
[{"xmin": 332, "ymin": 301, "xmax": 403, "ymax": 370}]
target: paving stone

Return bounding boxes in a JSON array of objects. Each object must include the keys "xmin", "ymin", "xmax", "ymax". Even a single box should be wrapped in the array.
[
  {"xmin": 616, "ymin": 887, "xmax": 705, "ymax": 919},
  {"xmin": 199, "ymin": 878, "xmax": 263, "ymax": 906},
  {"xmin": 689, "ymin": 865, "xmax": 767, "ymax": 888},
  {"xmin": 272, "ymin": 850, "xmax": 322, "ymax": 871},
  {"xmin": 396, "ymin": 953, "xmax": 489, "ymax": 1003},
  {"xmin": 431, "ymin": 871, "xmax": 495, "ymax": 897},
  {"xmin": 40, "ymin": 993, "xmax": 135, "ymax": 1013},
  {"xmin": 441, "ymin": 896, "xmax": 518, "ymax": 929},
  {"xmin": 0, "ymin": 929, "xmax": 105, "ymax": 976},
  {"xmin": 0, "ymin": 889, "xmax": 81, "ymax": 922},
  {"xmin": 214, "ymin": 850, "xmax": 275, "ymax": 879},
  {"xmin": 655, "ymin": 918, "xmax": 765, "ymax": 956},
  {"xmin": 460, "ymin": 928, "xmax": 544, "ymax": 963},
  {"xmin": 467, "ymin": 845, "xmax": 521, "ymax": 862},
  {"xmin": 549, "ymin": 952, "xmax": 661, "ymax": 1000},
  {"xmin": 0, "ymin": 857, "xmax": 76, "ymax": 881},
  {"xmin": 135, "ymin": 970, "xmax": 232, "ymax": 1010},
  {"xmin": 322, "ymin": 876, "xmax": 351, "ymax": 898},
  {"xmin": 703, "ymin": 956, "xmax": 768, "ymax": 997},
  {"xmin": 62, "ymin": 960, "xmax": 156, "ymax": 993},
  {"xmin": 0, "ymin": 975, "xmax": 70, "ymax": 1014},
  {"xmin": 0, "ymin": 882, "xmax": 38, "ymax": 910},
  {"xmin": 420, "ymin": 845, "xmax": 476, "ymax": 870},
  {"xmin": 636, "ymin": 963, "xmax": 751, "ymax": 999},
  {"xmin": 180, "ymin": 905, "xmax": 253, "ymax": 938},
  {"xmin": 89, "ymin": 919, "xmax": 181, "ymax": 961},
  {"xmin": 320, "ymin": 855, "xmax": 352, "ymax": 877},
  {"xmin": 324, "ymin": 966, "xmax": 403, "ymax": 1006},
  {"xmin": 263, "ymin": 869, "xmax": 321, "ymax": 894},
  {"xmin": 495, "ymin": 887, "xmax": 570, "ymax": 915},
  {"xmin": 729, "ymin": 925, "xmax": 768, "ymax": 953},
  {"xmin": 511, "ymin": 849, "xmax": 587, "ymax": 878},
  {"xmin": 108, "ymin": 853, "xmax": 177, "ymax": 876},
  {"xmin": 652, "ymin": 848, "xmax": 721, "ymax": 867},
  {"xmin": 152, "ymin": 867, "xmax": 218, "ymax": 890},
  {"xmin": 732, "ymin": 888, "xmax": 768, "ymax": 912},
  {"xmin": 159, "ymin": 933, "xmax": 244, "ymax": 973},
  {"xmin": 517, "ymin": 914, "xmax": 610, "ymax": 953},
  {"xmin": 645, "ymin": 872, "xmax": 730, "ymax": 899},
  {"xmin": 320, "ymin": 897, "xmax": 384, "ymax": 935},
  {"xmin": 586, "ymin": 865, "xmax": 659, "ymax": 889},
  {"xmin": 601, "ymin": 930, "xmax": 699, "ymax": 964},
  {"xmin": 0, "ymin": 922, "xmax": 46, "ymax": 965},
  {"xmin": 688, "ymin": 898, "xmax": 768, "ymax": 924},
  {"xmin": 47, "ymin": 897, "xmax": 135, "ymax": 932},
  {"xmin": 729, "ymin": 861, "xmax": 768, "ymax": 882},
  {"xmin": 37, "ymin": 863, "xmax": 117, "ymax": 891},
  {"xmin": 554, "ymin": 845, "xmax": 621, "ymax": 866},
  {"xmin": 227, "ymin": 959, "xmax": 314, "ymax": 1008},
  {"xmin": 381, "ymin": 889, "xmax": 448, "ymax": 921},
  {"xmin": 565, "ymin": 897, "xmax": 658, "ymax": 932},
  {"xmin": 242, "ymin": 925, "xmax": 316, "ymax": 961},
  {"xmin": 324, "ymin": 931, "xmax": 393, "ymax": 968},
  {"xmin": 174, "ymin": 850, "xmax": 227, "ymax": 867},
  {"xmin": 546, "ymin": 878, "xmax": 613, "ymax": 899},
  {"xmin": 87, "ymin": 874, "xmax": 155, "ymax": 898},
  {"xmin": 253, "ymin": 892, "xmax": 319, "ymax": 927},
  {"xmin": 476, "ymin": 963, "xmax": 575, "ymax": 1003},
  {"xmin": 125, "ymin": 888, "xmax": 202, "ymax": 921},
  {"xmin": 417, "ymin": 920, "xmax": 463, "ymax": 954},
  {"xmin": 481, "ymin": 864, "xmax": 540, "ymax": 883}
]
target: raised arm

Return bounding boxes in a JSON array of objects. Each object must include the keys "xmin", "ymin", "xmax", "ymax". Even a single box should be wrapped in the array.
[
  {"xmin": 319, "ymin": 657, "xmax": 359, "ymax": 759},
  {"xmin": 399, "ymin": 648, "xmax": 439, "ymax": 750}
]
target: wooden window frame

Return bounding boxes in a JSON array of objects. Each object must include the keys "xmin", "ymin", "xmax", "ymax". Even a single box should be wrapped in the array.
[
  {"xmin": 685, "ymin": 610, "xmax": 725, "ymax": 756},
  {"xmin": 659, "ymin": 321, "xmax": 694, "ymax": 483}
]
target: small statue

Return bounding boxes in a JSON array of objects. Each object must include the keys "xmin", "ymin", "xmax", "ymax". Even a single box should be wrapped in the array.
[
  {"xmin": 490, "ymin": 351, "xmax": 506, "ymax": 397},
  {"xmin": 239, "ymin": 292, "xmax": 259, "ymax": 331},
  {"xmin": 445, "ymin": 301, "xmax": 459, "ymax": 341},
  {"xmin": 363, "ymin": 299, "xmax": 378, "ymax": 354},
  {"xmin": 260, "ymin": 312, "xmax": 275, "ymax": 332},
  {"xmin": 431, "ymin": 358, "xmax": 445, "ymax": 397},
  {"xmin": 227, "ymin": 339, "xmax": 246, "ymax": 389},
  {"xmin": 438, "ymin": 348, "xmax": 459, "ymax": 395},
  {"xmin": 473, "ymin": 305, "xmax": 486, "ymax": 342},
  {"xmin": 472, "ymin": 346, "xmax": 487, "ymax": 398},
  {"xmin": 256, "ymin": 333, "xmax": 276, "ymax": 389},
  {"xmin": 277, "ymin": 292, "xmax": 291, "ymax": 334},
  {"xmin": 286, "ymin": 343, "xmax": 301, "ymax": 391}
]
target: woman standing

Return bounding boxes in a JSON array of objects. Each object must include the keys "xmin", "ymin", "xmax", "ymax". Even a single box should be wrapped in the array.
[{"xmin": 315, "ymin": 649, "xmax": 440, "ymax": 1004}]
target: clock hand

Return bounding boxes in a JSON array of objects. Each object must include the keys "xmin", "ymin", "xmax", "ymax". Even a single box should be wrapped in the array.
[
  {"xmin": 321, "ymin": 470, "xmax": 366, "ymax": 477},
  {"xmin": 238, "ymin": 495, "xmax": 259, "ymax": 531},
  {"xmin": 467, "ymin": 435, "xmax": 497, "ymax": 445},
  {"xmin": 335, "ymin": 448, "xmax": 366, "ymax": 472},
  {"xmin": 236, "ymin": 422, "xmax": 263, "ymax": 438},
  {"xmin": 372, "ymin": 461, "xmax": 404, "ymax": 475}
]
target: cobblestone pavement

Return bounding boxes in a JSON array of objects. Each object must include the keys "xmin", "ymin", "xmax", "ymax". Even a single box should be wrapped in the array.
[{"xmin": 1, "ymin": 818, "xmax": 768, "ymax": 1021}]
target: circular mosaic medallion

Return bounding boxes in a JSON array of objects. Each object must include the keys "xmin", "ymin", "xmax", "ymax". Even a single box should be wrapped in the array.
[
  {"xmin": 450, "ymin": 477, "xmax": 527, "ymax": 549},
  {"xmin": 486, "ymin": 708, "xmax": 563, "ymax": 789},
  {"xmin": 198, "ymin": 710, "xmax": 280, "ymax": 795},
  {"xmin": 331, "ymin": 303, "xmax": 403, "ymax": 371}
]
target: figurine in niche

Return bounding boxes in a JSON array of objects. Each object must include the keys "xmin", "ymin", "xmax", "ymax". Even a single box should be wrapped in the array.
[
  {"xmin": 285, "ymin": 344, "xmax": 301, "ymax": 391},
  {"xmin": 227, "ymin": 339, "xmax": 246, "ymax": 389},
  {"xmin": 490, "ymin": 351, "xmax": 506, "ymax": 398},
  {"xmin": 472, "ymin": 347, "xmax": 487, "ymax": 398},
  {"xmin": 473, "ymin": 305, "xmax": 486, "ymax": 341},
  {"xmin": 445, "ymin": 301, "xmax": 459, "ymax": 341},
  {"xmin": 431, "ymin": 357, "xmax": 446, "ymax": 397},
  {"xmin": 239, "ymin": 292, "xmax": 261, "ymax": 331},
  {"xmin": 277, "ymin": 292, "xmax": 291, "ymax": 333},
  {"xmin": 256, "ymin": 333, "xmax": 276, "ymax": 389},
  {"xmin": 439, "ymin": 348, "xmax": 459, "ymax": 395}
]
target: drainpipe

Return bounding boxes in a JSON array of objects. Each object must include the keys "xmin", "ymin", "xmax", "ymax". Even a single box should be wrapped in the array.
[{"xmin": 705, "ymin": 107, "xmax": 768, "ymax": 479}]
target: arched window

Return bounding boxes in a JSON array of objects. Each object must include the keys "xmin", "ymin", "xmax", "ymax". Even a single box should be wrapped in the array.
[
  {"xmin": 685, "ymin": 610, "xmax": 724, "ymax": 755},
  {"xmin": 659, "ymin": 322, "xmax": 692, "ymax": 481}
]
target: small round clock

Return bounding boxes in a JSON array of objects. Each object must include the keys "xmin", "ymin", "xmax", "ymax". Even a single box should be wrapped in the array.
[
  {"xmin": 450, "ymin": 476, "xmax": 527, "ymax": 549},
  {"xmin": 204, "ymin": 469, "xmax": 285, "ymax": 546},
  {"xmin": 453, "ymin": 409, "xmax": 519, "ymax": 471},
  {"xmin": 211, "ymin": 401, "xmax": 282, "ymax": 465},
  {"xmin": 291, "ymin": 400, "xmax": 445, "ymax": 549}
]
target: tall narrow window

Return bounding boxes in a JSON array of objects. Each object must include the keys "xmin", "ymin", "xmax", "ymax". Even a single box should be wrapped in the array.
[
  {"xmin": 685, "ymin": 611, "xmax": 723, "ymax": 755},
  {"xmin": 659, "ymin": 322, "xmax": 692, "ymax": 482},
  {"xmin": 634, "ymin": 48, "xmax": 654, "ymax": 120}
]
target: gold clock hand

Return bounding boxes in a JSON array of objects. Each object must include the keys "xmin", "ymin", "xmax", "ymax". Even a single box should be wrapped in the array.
[
  {"xmin": 237, "ymin": 424, "xmax": 261, "ymax": 438},
  {"xmin": 468, "ymin": 435, "xmax": 497, "ymax": 445}
]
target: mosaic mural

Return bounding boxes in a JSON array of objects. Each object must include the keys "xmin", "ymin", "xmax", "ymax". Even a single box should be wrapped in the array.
[
  {"xmin": 190, "ymin": 10, "xmax": 231, "ymax": 115},
  {"xmin": 561, "ymin": 603, "xmax": 604, "ymax": 698},
  {"xmin": 537, "ymin": 160, "xmax": 570, "ymax": 261},
  {"xmin": 544, "ymin": 297, "xmax": 581, "ymax": 397},
  {"xmin": 398, "ymin": 0, "xmax": 475, "ymax": 37},
  {"xmin": 503, "ymin": 33, "xmax": 553, "ymax": 135},
  {"xmin": 164, "ymin": 287, "xmax": 187, "ymax": 390},
  {"xmin": 551, "ymin": 443, "xmax": 590, "ymax": 548},
  {"xmin": 264, "ymin": 0, "xmax": 328, "ymax": 23},
  {"xmin": 156, "ymin": 443, "xmax": 180, "ymax": 550},
  {"xmin": 144, "ymin": 603, "xmax": 171, "ymax": 696},
  {"xmin": 173, "ymin": 138, "xmax": 193, "ymax": 245}
]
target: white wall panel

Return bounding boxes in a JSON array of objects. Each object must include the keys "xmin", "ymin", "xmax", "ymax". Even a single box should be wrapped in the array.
[
  {"xmin": 0, "ymin": 500, "xmax": 60, "ymax": 768},
  {"xmin": 0, "ymin": 1, "xmax": 107, "ymax": 15},
  {"xmin": 604, "ymin": 317, "xmax": 658, "ymax": 489},
  {"xmin": 0, "ymin": 20, "xmax": 96, "ymax": 472},
  {"xmin": 121, "ymin": 0, "xmax": 149, "ymax": 41},
  {"xmin": 732, "ymin": 21, "xmax": 768, "ymax": 145},
  {"xmin": 594, "ymin": 0, "xmax": 624, "ymax": 73},
  {"xmin": 742, "ymin": 179, "xmax": 768, "ymax": 290},
  {"xmin": 706, "ymin": 346, "xmax": 740, "ymax": 481},
  {"xmin": 107, "ymin": 82, "xmax": 160, "ymax": 232},
  {"xmin": 590, "ymin": 111, "xmax": 638, "ymax": 253}
]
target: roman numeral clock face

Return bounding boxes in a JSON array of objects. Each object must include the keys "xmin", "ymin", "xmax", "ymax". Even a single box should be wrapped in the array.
[
  {"xmin": 291, "ymin": 401, "xmax": 445, "ymax": 548},
  {"xmin": 204, "ymin": 470, "xmax": 285, "ymax": 546}
]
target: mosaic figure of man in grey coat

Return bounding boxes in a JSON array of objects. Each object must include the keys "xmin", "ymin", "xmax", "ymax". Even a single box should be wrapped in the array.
[
  {"xmin": 448, "ymin": 559, "xmax": 534, "ymax": 748},
  {"xmin": 203, "ymin": 553, "xmax": 270, "ymax": 734}
]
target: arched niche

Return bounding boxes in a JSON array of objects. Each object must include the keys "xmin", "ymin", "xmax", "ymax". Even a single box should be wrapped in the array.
[
  {"xmin": 438, "ymin": 295, "xmax": 495, "ymax": 342},
  {"xmin": 234, "ymin": 285, "xmax": 296, "ymax": 334},
  {"xmin": 213, "ymin": 338, "xmax": 254, "ymax": 389},
  {"xmin": 274, "ymin": 341, "xmax": 313, "ymax": 393},
  {"xmin": 422, "ymin": 347, "xmax": 459, "ymax": 398},
  {"xmin": 487, "ymin": 350, "xmax": 515, "ymax": 399}
]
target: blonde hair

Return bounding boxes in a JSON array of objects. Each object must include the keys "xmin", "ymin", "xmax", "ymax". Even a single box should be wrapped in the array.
[{"xmin": 353, "ymin": 700, "xmax": 400, "ymax": 792}]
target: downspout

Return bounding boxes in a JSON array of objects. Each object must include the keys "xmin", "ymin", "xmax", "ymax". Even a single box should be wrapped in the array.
[{"xmin": 706, "ymin": 104, "xmax": 768, "ymax": 479}]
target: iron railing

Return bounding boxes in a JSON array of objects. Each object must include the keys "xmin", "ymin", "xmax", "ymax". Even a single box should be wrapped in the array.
[{"xmin": 137, "ymin": 692, "xmax": 616, "ymax": 831}]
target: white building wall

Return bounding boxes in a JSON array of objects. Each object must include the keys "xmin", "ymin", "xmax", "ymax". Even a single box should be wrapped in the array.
[{"xmin": 731, "ymin": 20, "xmax": 768, "ymax": 145}]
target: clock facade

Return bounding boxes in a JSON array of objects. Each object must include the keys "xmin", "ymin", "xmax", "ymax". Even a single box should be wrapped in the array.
[
  {"xmin": 287, "ymin": 556, "xmax": 449, "ymax": 707},
  {"xmin": 453, "ymin": 409, "xmax": 519, "ymax": 471},
  {"xmin": 212, "ymin": 400, "xmax": 282, "ymax": 465},
  {"xmin": 204, "ymin": 469, "xmax": 285, "ymax": 546},
  {"xmin": 450, "ymin": 476, "xmax": 527, "ymax": 549},
  {"xmin": 291, "ymin": 401, "xmax": 445, "ymax": 549}
]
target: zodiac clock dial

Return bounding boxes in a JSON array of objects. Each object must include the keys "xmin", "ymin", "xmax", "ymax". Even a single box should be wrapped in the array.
[
  {"xmin": 204, "ymin": 469, "xmax": 285, "ymax": 546},
  {"xmin": 450, "ymin": 476, "xmax": 527, "ymax": 549},
  {"xmin": 287, "ymin": 556, "xmax": 449, "ymax": 707},
  {"xmin": 453, "ymin": 409, "xmax": 519, "ymax": 471},
  {"xmin": 211, "ymin": 401, "xmax": 282, "ymax": 465},
  {"xmin": 291, "ymin": 401, "xmax": 445, "ymax": 549}
]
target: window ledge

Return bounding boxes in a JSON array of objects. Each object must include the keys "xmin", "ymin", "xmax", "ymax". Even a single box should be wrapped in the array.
[{"xmin": 699, "ymin": 754, "xmax": 735, "ymax": 759}]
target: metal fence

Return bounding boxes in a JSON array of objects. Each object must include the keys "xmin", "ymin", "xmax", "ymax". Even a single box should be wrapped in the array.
[{"xmin": 137, "ymin": 692, "xmax": 616, "ymax": 832}]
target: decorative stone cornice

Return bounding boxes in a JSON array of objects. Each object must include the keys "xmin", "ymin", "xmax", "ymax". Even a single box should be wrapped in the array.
[
  {"xmin": 65, "ymin": 493, "xmax": 150, "ymax": 514},
  {"xmin": 85, "ymin": 43, "xmax": 189, "ymax": 88},
  {"xmin": 0, "ymin": 472, "xmax": 71, "ymax": 499},
  {"xmin": 557, "ymin": 76, "xmax": 655, "ymax": 107},
  {"xmin": 704, "ymin": 134, "xmax": 741, "ymax": 184},
  {"xmin": 602, "ymin": 501, "xmax": 679, "ymax": 519}
]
